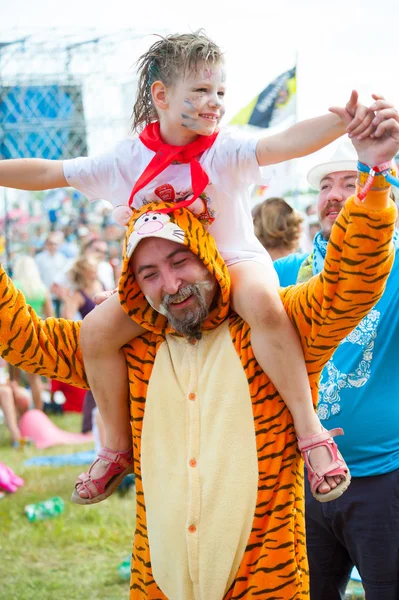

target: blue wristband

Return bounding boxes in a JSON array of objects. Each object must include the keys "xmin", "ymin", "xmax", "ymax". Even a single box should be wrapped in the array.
[{"xmin": 357, "ymin": 160, "xmax": 399, "ymax": 190}]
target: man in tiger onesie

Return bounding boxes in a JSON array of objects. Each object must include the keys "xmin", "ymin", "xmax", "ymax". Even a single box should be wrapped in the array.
[{"xmin": 0, "ymin": 117, "xmax": 397, "ymax": 599}]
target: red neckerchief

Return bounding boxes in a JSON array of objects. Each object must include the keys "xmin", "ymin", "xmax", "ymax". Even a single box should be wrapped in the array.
[{"xmin": 127, "ymin": 121, "xmax": 219, "ymax": 214}]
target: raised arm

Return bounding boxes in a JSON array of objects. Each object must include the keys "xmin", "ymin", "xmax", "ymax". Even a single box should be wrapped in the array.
[
  {"xmin": 281, "ymin": 99, "xmax": 399, "ymax": 375},
  {"xmin": 281, "ymin": 192, "xmax": 395, "ymax": 374},
  {"xmin": 256, "ymin": 90, "xmax": 372, "ymax": 166},
  {"xmin": 0, "ymin": 158, "xmax": 68, "ymax": 190},
  {"xmin": 0, "ymin": 266, "xmax": 87, "ymax": 387}
]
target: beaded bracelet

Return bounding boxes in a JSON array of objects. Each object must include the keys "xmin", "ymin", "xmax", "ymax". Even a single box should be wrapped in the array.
[{"xmin": 357, "ymin": 160, "xmax": 399, "ymax": 201}]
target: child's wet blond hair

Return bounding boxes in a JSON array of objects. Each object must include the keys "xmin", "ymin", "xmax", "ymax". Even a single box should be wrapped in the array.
[{"xmin": 132, "ymin": 31, "xmax": 223, "ymax": 132}]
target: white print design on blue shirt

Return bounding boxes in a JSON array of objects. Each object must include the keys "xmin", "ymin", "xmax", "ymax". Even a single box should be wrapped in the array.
[
  {"xmin": 317, "ymin": 309, "xmax": 380, "ymax": 420},
  {"xmin": 274, "ymin": 244, "xmax": 399, "ymax": 477}
]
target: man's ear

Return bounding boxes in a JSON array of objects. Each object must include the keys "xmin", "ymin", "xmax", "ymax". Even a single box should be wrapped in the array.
[{"xmin": 152, "ymin": 81, "xmax": 169, "ymax": 111}]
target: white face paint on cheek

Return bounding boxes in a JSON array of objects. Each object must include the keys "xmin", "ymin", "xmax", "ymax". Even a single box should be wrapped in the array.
[
  {"xmin": 194, "ymin": 269, "xmax": 217, "ymax": 303},
  {"xmin": 145, "ymin": 294, "xmax": 168, "ymax": 316},
  {"xmin": 196, "ymin": 279, "xmax": 215, "ymax": 294},
  {"xmin": 144, "ymin": 265, "xmax": 216, "ymax": 315}
]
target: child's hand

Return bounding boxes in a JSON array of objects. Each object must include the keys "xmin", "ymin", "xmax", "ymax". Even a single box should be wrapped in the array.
[
  {"xmin": 329, "ymin": 90, "xmax": 375, "ymax": 140},
  {"xmin": 353, "ymin": 96, "xmax": 399, "ymax": 167},
  {"xmin": 369, "ymin": 94, "xmax": 398, "ymax": 139}
]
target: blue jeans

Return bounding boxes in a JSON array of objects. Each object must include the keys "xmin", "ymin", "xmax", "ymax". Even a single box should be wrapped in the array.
[{"xmin": 305, "ymin": 468, "xmax": 399, "ymax": 600}]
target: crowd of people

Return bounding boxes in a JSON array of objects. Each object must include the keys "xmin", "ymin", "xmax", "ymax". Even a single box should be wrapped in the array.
[
  {"xmin": 0, "ymin": 190, "xmax": 317, "ymax": 446},
  {"xmin": 1, "ymin": 28, "xmax": 398, "ymax": 600},
  {"xmin": 0, "ymin": 217, "xmax": 125, "ymax": 442}
]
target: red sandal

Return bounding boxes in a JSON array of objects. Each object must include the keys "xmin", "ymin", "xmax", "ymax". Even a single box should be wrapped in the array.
[
  {"xmin": 71, "ymin": 446, "xmax": 134, "ymax": 505},
  {"xmin": 297, "ymin": 427, "xmax": 351, "ymax": 503}
]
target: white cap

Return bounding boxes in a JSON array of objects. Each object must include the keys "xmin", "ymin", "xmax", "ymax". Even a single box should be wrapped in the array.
[{"xmin": 307, "ymin": 137, "xmax": 357, "ymax": 190}]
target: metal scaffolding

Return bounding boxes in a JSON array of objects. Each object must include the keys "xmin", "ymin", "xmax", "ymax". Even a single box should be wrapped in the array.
[
  {"xmin": 0, "ymin": 28, "xmax": 170, "ymax": 272},
  {"xmin": 0, "ymin": 28, "xmax": 169, "ymax": 159}
]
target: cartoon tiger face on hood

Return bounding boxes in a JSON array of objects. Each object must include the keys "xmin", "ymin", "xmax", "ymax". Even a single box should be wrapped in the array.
[{"xmin": 118, "ymin": 202, "xmax": 231, "ymax": 335}]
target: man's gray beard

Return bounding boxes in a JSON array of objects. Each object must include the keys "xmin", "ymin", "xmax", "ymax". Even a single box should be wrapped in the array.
[{"xmin": 163, "ymin": 284, "xmax": 208, "ymax": 339}]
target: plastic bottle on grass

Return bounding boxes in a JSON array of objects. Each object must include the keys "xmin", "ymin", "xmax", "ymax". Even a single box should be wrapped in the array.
[
  {"xmin": 345, "ymin": 581, "xmax": 365, "ymax": 599},
  {"xmin": 117, "ymin": 556, "xmax": 131, "ymax": 580},
  {"xmin": 24, "ymin": 496, "xmax": 65, "ymax": 522}
]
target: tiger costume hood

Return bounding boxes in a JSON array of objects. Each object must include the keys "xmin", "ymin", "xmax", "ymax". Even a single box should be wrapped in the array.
[{"xmin": 118, "ymin": 201, "xmax": 231, "ymax": 335}]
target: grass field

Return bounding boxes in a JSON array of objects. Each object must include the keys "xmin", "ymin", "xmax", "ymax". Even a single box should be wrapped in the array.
[
  {"xmin": 0, "ymin": 413, "xmax": 134, "ymax": 600},
  {"xmin": 0, "ymin": 412, "xmax": 365, "ymax": 600}
]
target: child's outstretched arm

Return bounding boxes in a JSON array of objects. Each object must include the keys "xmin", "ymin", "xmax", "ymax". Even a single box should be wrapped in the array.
[
  {"xmin": 0, "ymin": 158, "xmax": 68, "ymax": 190},
  {"xmin": 255, "ymin": 90, "xmax": 373, "ymax": 166}
]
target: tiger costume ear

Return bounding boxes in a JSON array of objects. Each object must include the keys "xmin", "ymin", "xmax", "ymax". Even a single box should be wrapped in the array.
[{"xmin": 112, "ymin": 205, "xmax": 134, "ymax": 226}]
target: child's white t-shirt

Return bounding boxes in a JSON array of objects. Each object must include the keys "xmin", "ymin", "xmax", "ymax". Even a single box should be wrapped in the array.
[{"xmin": 63, "ymin": 128, "xmax": 274, "ymax": 269}]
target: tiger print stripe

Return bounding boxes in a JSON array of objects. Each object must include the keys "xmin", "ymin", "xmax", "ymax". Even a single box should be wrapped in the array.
[
  {"xmin": 226, "ymin": 314, "xmax": 308, "ymax": 599},
  {"xmin": 281, "ymin": 197, "xmax": 396, "ymax": 378},
  {"xmin": 125, "ymin": 323, "xmax": 307, "ymax": 600},
  {"xmin": 123, "ymin": 332, "xmax": 169, "ymax": 599},
  {"xmin": 0, "ymin": 271, "xmax": 87, "ymax": 386}
]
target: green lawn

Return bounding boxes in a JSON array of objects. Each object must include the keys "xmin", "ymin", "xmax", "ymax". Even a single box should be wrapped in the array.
[
  {"xmin": 0, "ymin": 413, "xmax": 134, "ymax": 600},
  {"xmin": 0, "ymin": 413, "xmax": 365, "ymax": 600}
]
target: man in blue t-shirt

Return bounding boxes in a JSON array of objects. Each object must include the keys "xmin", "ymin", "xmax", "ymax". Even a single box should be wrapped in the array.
[{"xmin": 274, "ymin": 137, "xmax": 399, "ymax": 600}]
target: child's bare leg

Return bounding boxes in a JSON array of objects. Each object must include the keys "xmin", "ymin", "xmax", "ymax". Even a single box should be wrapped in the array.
[
  {"xmin": 229, "ymin": 261, "xmax": 342, "ymax": 494},
  {"xmin": 95, "ymin": 409, "xmax": 106, "ymax": 448},
  {"xmin": 78, "ymin": 292, "xmax": 145, "ymax": 499}
]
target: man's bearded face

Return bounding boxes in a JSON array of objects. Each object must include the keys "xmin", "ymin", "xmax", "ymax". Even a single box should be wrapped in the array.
[
  {"xmin": 318, "ymin": 171, "xmax": 357, "ymax": 239},
  {"xmin": 161, "ymin": 283, "xmax": 210, "ymax": 338},
  {"xmin": 131, "ymin": 237, "xmax": 218, "ymax": 338}
]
